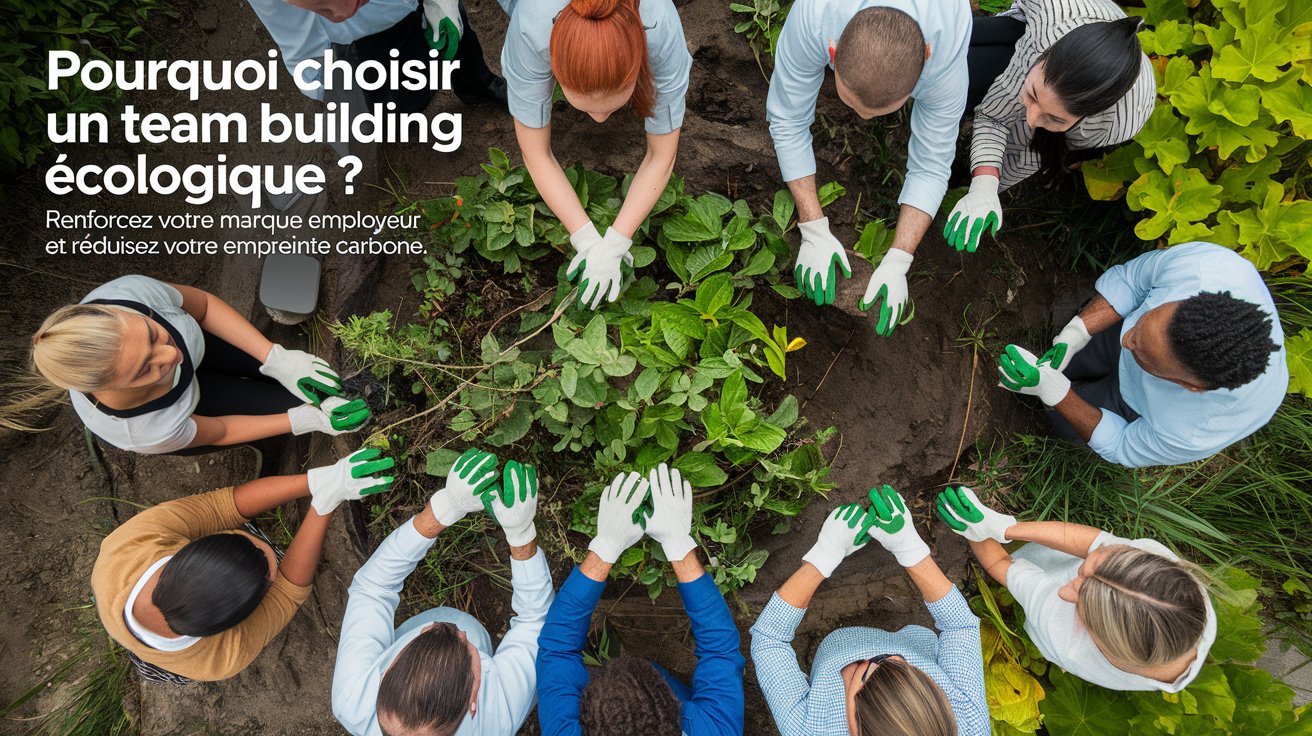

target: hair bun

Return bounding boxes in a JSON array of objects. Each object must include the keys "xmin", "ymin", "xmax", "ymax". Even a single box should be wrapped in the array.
[{"xmin": 569, "ymin": 0, "xmax": 624, "ymax": 20}]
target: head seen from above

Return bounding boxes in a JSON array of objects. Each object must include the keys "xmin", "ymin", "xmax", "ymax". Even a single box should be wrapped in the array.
[
  {"xmin": 1059, "ymin": 545, "xmax": 1209, "ymax": 675},
  {"xmin": 282, "ymin": 0, "xmax": 369, "ymax": 23},
  {"xmin": 31, "ymin": 304, "xmax": 181, "ymax": 394},
  {"xmin": 551, "ymin": 0, "xmax": 653, "ymax": 122},
  {"xmin": 833, "ymin": 7, "xmax": 926, "ymax": 120},
  {"xmin": 1024, "ymin": 17, "xmax": 1144, "ymax": 133},
  {"xmin": 377, "ymin": 622, "xmax": 480, "ymax": 736},
  {"xmin": 1121, "ymin": 292, "xmax": 1278, "ymax": 392},
  {"xmin": 153, "ymin": 531, "xmax": 277, "ymax": 637},
  {"xmin": 579, "ymin": 655, "xmax": 681, "ymax": 736},
  {"xmin": 844, "ymin": 654, "xmax": 957, "ymax": 736}
]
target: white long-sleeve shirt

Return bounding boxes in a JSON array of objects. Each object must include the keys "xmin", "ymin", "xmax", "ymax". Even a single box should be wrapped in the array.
[
  {"xmin": 332, "ymin": 519, "xmax": 555, "ymax": 736},
  {"xmin": 970, "ymin": 0, "xmax": 1156, "ymax": 191},
  {"xmin": 766, "ymin": 0, "xmax": 971, "ymax": 217}
]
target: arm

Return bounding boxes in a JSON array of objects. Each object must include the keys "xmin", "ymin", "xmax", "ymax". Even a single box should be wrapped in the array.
[
  {"xmin": 189, "ymin": 414, "xmax": 293, "ymax": 448},
  {"xmin": 1093, "ymin": 247, "xmax": 1179, "ymax": 318},
  {"xmin": 278, "ymin": 507, "xmax": 331, "ymax": 587},
  {"xmin": 1049, "ymin": 390, "xmax": 1104, "ymax": 442},
  {"xmin": 171, "ymin": 284, "xmax": 274, "ymax": 363},
  {"xmin": 903, "ymin": 555, "xmax": 955, "ymax": 605},
  {"xmin": 673, "ymin": 551, "xmax": 745, "ymax": 736},
  {"xmin": 923, "ymin": 586, "xmax": 989, "ymax": 736},
  {"xmin": 536, "ymin": 558, "xmax": 608, "ymax": 736},
  {"xmin": 969, "ymin": 539, "xmax": 1012, "ymax": 585},
  {"xmin": 767, "ymin": 6, "xmax": 828, "ymax": 220},
  {"xmin": 1083, "ymin": 409, "xmax": 1204, "ymax": 468},
  {"xmin": 896, "ymin": 55, "xmax": 969, "ymax": 249},
  {"xmin": 888, "ymin": 205, "xmax": 934, "ymax": 258},
  {"xmin": 748, "ymin": 582, "xmax": 814, "ymax": 736},
  {"xmin": 1005, "ymin": 520, "xmax": 1101, "ymax": 558},
  {"xmin": 1074, "ymin": 294, "xmax": 1123, "ymax": 336},
  {"xmin": 482, "ymin": 545, "xmax": 555, "ymax": 728},
  {"xmin": 232, "ymin": 473, "xmax": 310, "ymax": 518},
  {"xmin": 612, "ymin": 130, "xmax": 680, "ymax": 236},
  {"xmin": 516, "ymin": 121, "xmax": 590, "ymax": 235},
  {"xmin": 331, "ymin": 515, "xmax": 442, "ymax": 732}
]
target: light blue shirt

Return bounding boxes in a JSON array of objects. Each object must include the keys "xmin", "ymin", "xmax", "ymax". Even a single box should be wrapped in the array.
[
  {"xmin": 750, "ymin": 587, "xmax": 989, "ymax": 736},
  {"xmin": 497, "ymin": 0, "xmax": 692, "ymax": 134},
  {"xmin": 245, "ymin": 0, "xmax": 418, "ymax": 100},
  {"xmin": 331, "ymin": 519, "xmax": 555, "ymax": 736},
  {"xmin": 1090, "ymin": 242, "xmax": 1287, "ymax": 467},
  {"xmin": 766, "ymin": 0, "xmax": 971, "ymax": 216}
]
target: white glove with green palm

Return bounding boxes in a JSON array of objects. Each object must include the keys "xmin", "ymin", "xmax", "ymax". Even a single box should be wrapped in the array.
[
  {"xmin": 803, "ymin": 503, "xmax": 873, "ymax": 578},
  {"xmin": 259, "ymin": 344, "xmax": 343, "ymax": 406},
  {"xmin": 429, "ymin": 448, "xmax": 500, "ymax": 525},
  {"xmin": 795, "ymin": 218, "xmax": 852, "ymax": 306},
  {"xmin": 998, "ymin": 344, "xmax": 1072, "ymax": 406},
  {"xmin": 943, "ymin": 175, "xmax": 1002, "ymax": 253},
  {"xmin": 484, "ymin": 460, "xmax": 538, "ymax": 546},
  {"xmin": 1040, "ymin": 316, "xmax": 1092, "ymax": 372},
  {"xmin": 863, "ymin": 485, "xmax": 931, "ymax": 568},
  {"xmin": 859, "ymin": 249, "xmax": 913, "ymax": 337},
  {"xmin": 587, "ymin": 471, "xmax": 649, "ymax": 563},
  {"xmin": 935, "ymin": 486, "xmax": 1016, "ymax": 543},
  {"xmin": 306, "ymin": 448, "xmax": 395, "ymax": 515},
  {"xmin": 567, "ymin": 224, "xmax": 633, "ymax": 310}
]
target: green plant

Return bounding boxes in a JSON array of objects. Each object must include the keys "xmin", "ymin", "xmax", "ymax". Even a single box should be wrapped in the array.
[
  {"xmin": 339, "ymin": 150, "xmax": 837, "ymax": 601},
  {"xmin": 1079, "ymin": 0, "xmax": 1312, "ymax": 394},
  {"xmin": 1, "ymin": 602, "xmax": 135, "ymax": 736},
  {"xmin": 731, "ymin": 0, "xmax": 790, "ymax": 70},
  {"xmin": 970, "ymin": 567, "xmax": 1310, "ymax": 736},
  {"xmin": 973, "ymin": 395, "xmax": 1312, "ymax": 648},
  {"xmin": 1, "ymin": 0, "xmax": 172, "ymax": 177}
]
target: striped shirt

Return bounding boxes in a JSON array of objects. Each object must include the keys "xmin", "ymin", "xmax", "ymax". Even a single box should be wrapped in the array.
[
  {"xmin": 750, "ymin": 587, "xmax": 990, "ymax": 736},
  {"xmin": 970, "ymin": 0, "xmax": 1156, "ymax": 191}
]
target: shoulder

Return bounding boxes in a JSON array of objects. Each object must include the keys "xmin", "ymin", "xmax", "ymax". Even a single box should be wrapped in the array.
[{"xmin": 83, "ymin": 275, "xmax": 182, "ymax": 308}]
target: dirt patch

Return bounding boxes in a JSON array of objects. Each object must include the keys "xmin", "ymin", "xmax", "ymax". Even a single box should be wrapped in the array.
[{"xmin": 0, "ymin": 0, "xmax": 1086, "ymax": 734}]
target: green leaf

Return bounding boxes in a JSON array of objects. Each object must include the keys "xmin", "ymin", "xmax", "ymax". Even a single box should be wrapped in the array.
[
  {"xmin": 772, "ymin": 189, "xmax": 796, "ymax": 231},
  {"xmin": 1226, "ymin": 664, "xmax": 1299, "ymax": 734},
  {"xmin": 737, "ymin": 422, "xmax": 787, "ymax": 454},
  {"xmin": 1127, "ymin": 167, "xmax": 1224, "ymax": 242},
  {"xmin": 484, "ymin": 402, "xmax": 534, "ymax": 446},
  {"xmin": 1260, "ymin": 70, "xmax": 1312, "ymax": 139},
  {"xmin": 633, "ymin": 367, "xmax": 661, "ymax": 401},
  {"xmin": 817, "ymin": 181, "xmax": 846, "ymax": 207},
  {"xmin": 1083, "ymin": 143, "xmax": 1149, "ymax": 201},
  {"xmin": 1137, "ymin": 106, "xmax": 1192, "ymax": 173},
  {"xmin": 765, "ymin": 394, "xmax": 799, "ymax": 429},
  {"xmin": 424, "ymin": 448, "xmax": 463, "ymax": 476},
  {"xmin": 1040, "ymin": 669, "xmax": 1137, "ymax": 735},
  {"xmin": 1170, "ymin": 65, "xmax": 1280, "ymax": 161},
  {"xmin": 1287, "ymin": 328, "xmax": 1312, "ymax": 398},
  {"xmin": 719, "ymin": 370, "xmax": 749, "ymax": 424},
  {"xmin": 737, "ymin": 248, "xmax": 776, "ymax": 277},
  {"xmin": 694, "ymin": 273, "xmax": 735, "ymax": 317},
  {"xmin": 1139, "ymin": 19, "xmax": 1196, "ymax": 56},
  {"xmin": 672, "ymin": 451, "xmax": 729, "ymax": 487},
  {"xmin": 1211, "ymin": 13, "xmax": 1296, "ymax": 83}
]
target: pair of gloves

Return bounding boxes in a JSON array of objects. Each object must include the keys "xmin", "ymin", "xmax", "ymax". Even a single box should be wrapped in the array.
[
  {"xmin": 428, "ymin": 448, "xmax": 540, "ymax": 547},
  {"xmin": 260, "ymin": 344, "xmax": 373, "ymax": 437},
  {"xmin": 567, "ymin": 222, "xmax": 635, "ymax": 311},
  {"xmin": 996, "ymin": 315, "xmax": 1092, "ymax": 406},
  {"xmin": 804, "ymin": 485, "xmax": 1019, "ymax": 577},
  {"xmin": 794, "ymin": 218, "xmax": 914, "ymax": 337},
  {"xmin": 587, "ymin": 463, "xmax": 698, "ymax": 564}
]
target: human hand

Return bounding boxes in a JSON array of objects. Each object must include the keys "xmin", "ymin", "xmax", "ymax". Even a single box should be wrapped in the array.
[
  {"xmin": 1040, "ymin": 316, "xmax": 1092, "ymax": 372},
  {"xmin": 795, "ymin": 217, "xmax": 852, "ymax": 306},
  {"xmin": 863, "ymin": 485, "xmax": 931, "ymax": 568},
  {"xmin": 802, "ymin": 503, "xmax": 873, "ymax": 577},
  {"xmin": 259, "ymin": 344, "xmax": 343, "ymax": 406},
  {"xmin": 943, "ymin": 175, "xmax": 1002, "ymax": 253},
  {"xmin": 287, "ymin": 396, "xmax": 370, "ymax": 436},
  {"xmin": 429, "ymin": 448, "xmax": 499, "ymax": 525},
  {"xmin": 306, "ymin": 448, "xmax": 395, "ymax": 515},
  {"xmin": 484, "ymin": 459, "xmax": 538, "ymax": 546},
  {"xmin": 998, "ymin": 344, "xmax": 1072, "ymax": 406},
  {"xmin": 644, "ymin": 463, "xmax": 696, "ymax": 561},
  {"xmin": 935, "ymin": 486, "xmax": 1016, "ymax": 543},
  {"xmin": 567, "ymin": 226, "xmax": 634, "ymax": 309},
  {"xmin": 587, "ymin": 471, "xmax": 649, "ymax": 563},
  {"xmin": 859, "ymin": 249, "xmax": 914, "ymax": 337}
]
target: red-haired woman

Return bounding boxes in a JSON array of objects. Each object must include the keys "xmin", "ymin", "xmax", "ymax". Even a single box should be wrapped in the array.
[{"xmin": 499, "ymin": 0, "xmax": 691, "ymax": 309}]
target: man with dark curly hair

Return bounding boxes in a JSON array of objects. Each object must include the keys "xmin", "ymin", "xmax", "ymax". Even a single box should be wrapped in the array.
[
  {"xmin": 995, "ymin": 241, "xmax": 1286, "ymax": 467},
  {"xmin": 537, "ymin": 465, "xmax": 745, "ymax": 736}
]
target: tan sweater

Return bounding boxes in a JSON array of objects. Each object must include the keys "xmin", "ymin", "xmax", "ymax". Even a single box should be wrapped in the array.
[{"xmin": 91, "ymin": 487, "xmax": 312, "ymax": 681}]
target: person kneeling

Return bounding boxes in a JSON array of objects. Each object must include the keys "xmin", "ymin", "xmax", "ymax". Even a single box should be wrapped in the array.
[
  {"xmin": 91, "ymin": 449, "xmax": 394, "ymax": 682},
  {"xmin": 537, "ymin": 465, "xmax": 745, "ymax": 736},
  {"xmin": 332, "ymin": 448, "xmax": 552, "ymax": 736}
]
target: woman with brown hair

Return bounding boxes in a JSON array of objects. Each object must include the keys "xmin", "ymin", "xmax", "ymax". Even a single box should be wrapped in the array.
[
  {"xmin": 937, "ymin": 486, "xmax": 1216, "ymax": 692},
  {"xmin": 499, "ymin": 0, "xmax": 691, "ymax": 309},
  {"xmin": 751, "ymin": 488, "xmax": 990, "ymax": 736}
]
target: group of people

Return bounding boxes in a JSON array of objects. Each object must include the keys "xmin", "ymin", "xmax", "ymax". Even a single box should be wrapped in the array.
[{"xmin": 14, "ymin": 0, "xmax": 1295, "ymax": 733}]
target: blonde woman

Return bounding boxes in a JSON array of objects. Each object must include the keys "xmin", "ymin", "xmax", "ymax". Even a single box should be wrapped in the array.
[
  {"xmin": 751, "ymin": 487, "xmax": 989, "ymax": 736},
  {"xmin": 937, "ymin": 486, "xmax": 1216, "ymax": 691},
  {"xmin": 21, "ymin": 274, "xmax": 369, "ymax": 455}
]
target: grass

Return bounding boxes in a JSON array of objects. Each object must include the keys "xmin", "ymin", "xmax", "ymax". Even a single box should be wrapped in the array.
[
  {"xmin": 1, "ymin": 602, "xmax": 135, "ymax": 736},
  {"xmin": 972, "ymin": 395, "xmax": 1312, "ymax": 648}
]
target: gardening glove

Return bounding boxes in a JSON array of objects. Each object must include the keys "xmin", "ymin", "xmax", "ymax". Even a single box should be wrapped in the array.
[
  {"xmin": 429, "ymin": 448, "xmax": 500, "ymax": 525},
  {"xmin": 859, "ymin": 248, "xmax": 914, "ymax": 337},
  {"xmin": 259, "ymin": 344, "xmax": 343, "ymax": 406},
  {"xmin": 863, "ymin": 485, "xmax": 931, "ymax": 568},
  {"xmin": 587, "ymin": 471, "xmax": 649, "ymax": 564},
  {"xmin": 421, "ymin": 0, "xmax": 463, "ymax": 60},
  {"xmin": 998, "ymin": 344, "xmax": 1072, "ymax": 407},
  {"xmin": 644, "ymin": 463, "xmax": 697, "ymax": 561},
  {"xmin": 1040, "ymin": 315, "xmax": 1092, "ymax": 373},
  {"xmin": 287, "ymin": 396, "xmax": 370, "ymax": 436},
  {"xmin": 306, "ymin": 448, "xmax": 395, "ymax": 515},
  {"xmin": 483, "ymin": 460, "xmax": 538, "ymax": 546},
  {"xmin": 802, "ymin": 503, "xmax": 873, "ymax": 578},
  {"xmin": 794, "ymin": 217, "xmax": 852, "ymax": 306},
  {"xmin": 567, "ymin": 225, "xmax": 633, "ymax": 310},
  {"xmin": 936, "ymin": 486, "xmax": 1016, "ymax": 543},
  {"xmin": 943, "ymin": 175, "xmax": 1002, "ymax": 253}
]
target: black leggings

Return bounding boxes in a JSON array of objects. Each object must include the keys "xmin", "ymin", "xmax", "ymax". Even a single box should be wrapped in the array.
[
  {"xmin": 194, "ymin": 332, "xmax": 304, "ymax": 417},
  {"xmin": 966, "ymin": 15, "xmax": 1027, "ymax": 114}
]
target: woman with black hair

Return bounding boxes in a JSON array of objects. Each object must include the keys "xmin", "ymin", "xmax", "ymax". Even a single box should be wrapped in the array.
[
  {"xmin": 945, "ymin": 0, "xmax": 1155, "ymax": 253},
  {"xmin": 91, "ymin": 449, "xmax": 394, "ymax": 682}
]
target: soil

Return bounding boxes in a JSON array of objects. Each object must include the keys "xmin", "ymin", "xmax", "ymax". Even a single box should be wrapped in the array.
[{"xmin": 0, "ymin": 0, "xmax": 1092, "ymax": 733}]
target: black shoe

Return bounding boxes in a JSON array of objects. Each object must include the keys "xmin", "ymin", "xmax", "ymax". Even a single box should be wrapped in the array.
[{"xmin": 453, "ymin": 74, "xmax": 508, "ymax": 111}]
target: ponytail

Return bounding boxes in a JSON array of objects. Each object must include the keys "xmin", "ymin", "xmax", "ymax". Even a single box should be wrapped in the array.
[
  {"xmin": 1029, "ymin": 16, "xmax": 1144, "ymax": 177},
  {"xmin": 550, "ymin": 0, "xmax": 654, "ymax": 118}
]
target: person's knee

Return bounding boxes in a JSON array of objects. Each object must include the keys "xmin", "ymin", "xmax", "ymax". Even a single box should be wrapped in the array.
[{"xmin": 579, "ymin": 656, "xmax": 682, "ymax": 736}]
